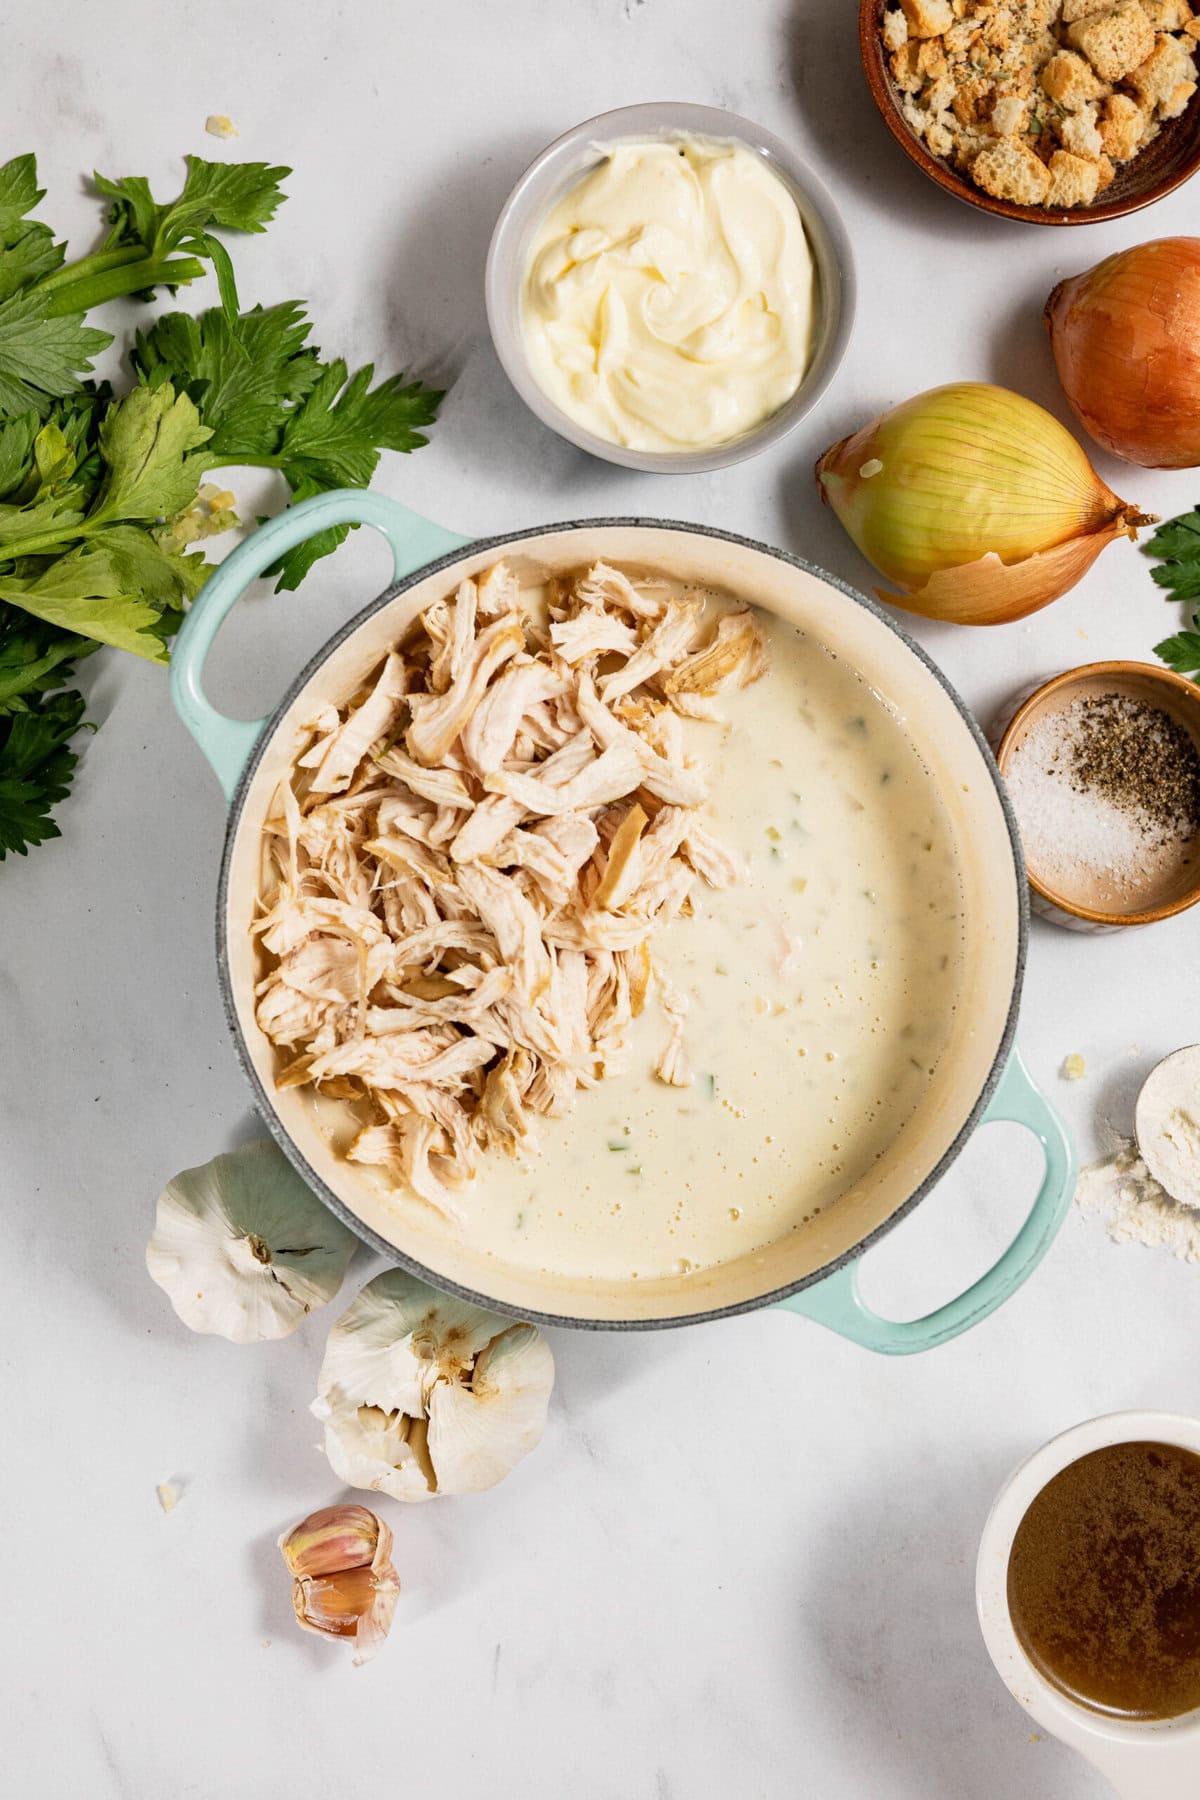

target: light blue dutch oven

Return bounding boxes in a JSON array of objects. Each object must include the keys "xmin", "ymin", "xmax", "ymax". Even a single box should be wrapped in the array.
[{"xmin": 172, "ymin": 491, "xmax": 1075, "ymax": 1352}]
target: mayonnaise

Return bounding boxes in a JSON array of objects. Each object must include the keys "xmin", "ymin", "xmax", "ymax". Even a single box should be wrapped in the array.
[{"xmin": 520, "ymin": 136, "xmax": 815, "ymax": 454}]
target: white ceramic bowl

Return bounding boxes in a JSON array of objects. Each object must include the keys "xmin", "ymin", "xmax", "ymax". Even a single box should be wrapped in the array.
[
  {"xmin": 977, "ymin": 1412, "xmax": 1200, "ymax": 1800},
  {"xmin": 484, "ymin": 102, "xmax": 856, "ymax": 473}
]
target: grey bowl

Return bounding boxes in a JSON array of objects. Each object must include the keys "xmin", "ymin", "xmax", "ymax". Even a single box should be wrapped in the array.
[{"xmin": 484, "ymin": 102, "xmax": 857, "ymax": 474}]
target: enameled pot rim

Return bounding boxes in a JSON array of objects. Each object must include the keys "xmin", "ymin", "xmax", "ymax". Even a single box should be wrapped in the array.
[{"xmin": 216, "ymin": 517, "xmax": 1029, "ymax": 1330}]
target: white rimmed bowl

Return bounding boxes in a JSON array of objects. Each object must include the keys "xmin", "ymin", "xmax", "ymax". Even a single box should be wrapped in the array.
[
  {"xmin": 977, "ymin": 1411, "xmax": 1200, "ymax": 1800},
  {"xmin": 484, "ymin": 102, "xmax": 856, "ymax": 473}
]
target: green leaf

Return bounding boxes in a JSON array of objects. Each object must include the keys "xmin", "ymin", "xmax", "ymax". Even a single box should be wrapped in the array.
[
  {"xmin": 97, "ymin": 522, "xmax": 208, "ymax": 604},
  {"xmin": 0, "ymin": 487, "xmax": 88, "ymax": 550},
  {"xmin": 1151, "ymin": 559, "xmax": 1200, "ymax": 604},
  {"xmin": 265, "ymin": 475, "xmax": 353, "ymax": 592},
  {"xmin": 0, "ymin": 222, "xmax": 65, "ymax": 304},
  {"xmin": 0, "ymin": 543, "xmax": 174, "ymax": 662},
  {"xmin": 93, "ymin": 382, "xmax": 211, "ymax": 523},
  {"xmin": 279, "ymin": 359, "xmax": 443, "ymax": 489},
  {"xmin": 1154, "ymin": 631, "xmax": 1200, "ymax": 678},
  {"xmin": 1144, "ymin": 509, "xmax": 1200, "ymax": 564},
  {"xmin": 93, "ymin": 172, "xmax": 160, "ymax": 252},
  {"xmin": 0, "ymin": 605, "xmax": 94, "ymax": 712},
  {"xmin": 166, "ymin": 156, "xmax": 289, "ymax": 242},
  {"xmin": 132, "ymin": 301, "xmax": 317, "ymax": 460},
  {"xmin": 0, "ymin": 290, "xmax": 112, "ymax": 417},
  {"xmin": 95, "ymin": 156, "xmax": 289, "ymax": 260},
  {"xmin": 0, "ymin": 155, "xmax": 43, "ymax": 240},
  {"xmin": 0, "ymin": 410, "xmax": 37, "ymax": 496},
  {"xmin": 0, "ymin": 686, "xmax": 90, "ymax": 858},
  {"xmin": 32, "ymin": 419, "xmax": 76, "ymax": 490}
]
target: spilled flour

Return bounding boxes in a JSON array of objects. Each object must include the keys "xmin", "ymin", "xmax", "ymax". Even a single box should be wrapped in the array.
[{"xmin": 1076, "ymin": 1140, "xmax": 1200, "ymax": 1263}]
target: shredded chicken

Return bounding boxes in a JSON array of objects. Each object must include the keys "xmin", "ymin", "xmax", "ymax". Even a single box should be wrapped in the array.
[{"xmin": 254, "ymin": 560, "xmax": 768, "ymax": 1213}]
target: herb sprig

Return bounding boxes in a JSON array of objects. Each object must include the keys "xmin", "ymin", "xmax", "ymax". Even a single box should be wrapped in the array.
[
  {"xmin": 1146, "ymin": 507, "xmax": 1200, "ymax": 682},
  {"xmin": 0, "ymin": 152, "xmax": 442, "ymax": 859}
]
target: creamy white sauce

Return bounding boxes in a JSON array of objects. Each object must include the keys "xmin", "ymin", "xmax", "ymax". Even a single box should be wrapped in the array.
[
  {"xmin": 454, "ymin": 610, "xmax": 964, "ymax": 1283},
  {"xmin": 520, "ymin": 136, "xmax": 815, "ymax": 453}
]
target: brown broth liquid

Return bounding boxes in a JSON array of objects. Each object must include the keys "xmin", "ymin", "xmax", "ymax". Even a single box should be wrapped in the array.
[{"xmin": 1007, "ymin": 1441, "xmax": 1200, "ymax": 1720}]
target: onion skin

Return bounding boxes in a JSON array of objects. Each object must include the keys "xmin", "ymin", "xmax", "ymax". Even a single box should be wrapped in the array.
[
  {"xmin": 1046, "ymin": 238, "xmax": 1200, "ymax": 470},
  {"xmin": 815, "ymin": 382, "xmax": 1152, "ymax": 624}
]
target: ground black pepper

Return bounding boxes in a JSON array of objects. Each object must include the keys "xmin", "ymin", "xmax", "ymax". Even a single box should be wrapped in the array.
[{"xmin": 1063, "ymin": 693, "xmax": 1200, "ymax": 847}]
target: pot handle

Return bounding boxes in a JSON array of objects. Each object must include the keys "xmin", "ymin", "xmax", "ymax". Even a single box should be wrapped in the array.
[
  {"xmin": 169, "ymin": 489, "xmax": 469, "ymax": 800},
  {"xmin": 776, "ymin": 1048, "xmax": 1075, "ymax": 1354}
]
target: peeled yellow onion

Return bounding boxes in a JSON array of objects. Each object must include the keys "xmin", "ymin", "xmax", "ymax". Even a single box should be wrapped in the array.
[
  {"xmin": 1046, "ymin": 239, "xmax": 1200, "ymax": 470},
  {"xmin": 815, "ymin": 383, "xmax": 1153, "ymax": 624}
]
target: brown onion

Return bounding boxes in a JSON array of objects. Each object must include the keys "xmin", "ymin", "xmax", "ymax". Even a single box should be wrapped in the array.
[{"xmin": 1046, "ymin": 239, "xmax": 1200, "ymax": 470}]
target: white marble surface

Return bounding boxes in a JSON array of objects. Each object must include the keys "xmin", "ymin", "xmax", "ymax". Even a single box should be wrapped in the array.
[{"xmin": 5, "ymin": 3, "xmax": 1199, "ymax": 1795}]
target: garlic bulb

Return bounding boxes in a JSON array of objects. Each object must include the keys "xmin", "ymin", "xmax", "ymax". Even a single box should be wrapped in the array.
[
  {"xmin": 816, "ymin": 383, "xmax": 1153, "ymax": 624},
  {"xmin": 147, "ymin": 1139, "xmax": 357, "ymax": 1342},
  {"xmin": 313, "ymin": 1270, "xmax": 555, "ymax": 1501},
  {"xmin": 280, "ymin": 1503, "xmax": 399, "ymax": 1665}
]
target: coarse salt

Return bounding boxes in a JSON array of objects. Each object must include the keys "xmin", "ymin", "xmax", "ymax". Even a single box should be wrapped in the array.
[{"xmin": 1004, "ymin": 698, "xmax": 1198, "ymax": 899}]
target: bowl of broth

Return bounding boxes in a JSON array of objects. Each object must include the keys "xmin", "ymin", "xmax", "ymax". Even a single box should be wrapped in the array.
[{"xmin": 978, "ymin": 1413, "xmax": 1200, "ymax": 1799}]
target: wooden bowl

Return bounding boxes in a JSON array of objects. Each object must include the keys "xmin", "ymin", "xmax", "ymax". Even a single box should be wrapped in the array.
[
  {"xmin": 861, "ymin": 0, "xmax": 1200, "ymax": 225},
  {"xmin": 996, "ymin": 662, "xmax": 1200, "ymax": 929}
]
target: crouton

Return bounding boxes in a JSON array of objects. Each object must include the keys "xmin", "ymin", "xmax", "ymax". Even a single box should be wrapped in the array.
[
  {"xmin": 1187, "ymin": 16, "xmax": 1200, "ymax": 40},
  {"xmin": 991, "ymin": 93, "xmax": 1028, "ymax": 134},
  {"xmin": 1045, "ymin": 148, "xmax": 1104, "ymax": 205},
  {"xmin": 1041, "ymin": 48, "xmax": 1110, "ymax": 106},
  {"xmin": 1093, "ymin": 152, "xmax": 1118, "ymax": 189},
  {"xmin": 900, "ymin": 0, "xmax": 955, "ymax": 37},
  {"xmin": 972, "ymin": 137, "xmax": 1053, "ymax": 203},
  {"xmin": 891, "ymin": 40, "xmax": 924, "ymax": 93},
  {"xmin": 1128, "ymin": 30, "xmax": 1197, "ymax": 106},
  {"xmin": 1098, "ymin": 91, "xmax": 1152, "ymax": 155},
  {"xmin": 917, "ymin": 37, "xmax": 950, "ymax": 77},
  {"xmin": 882, "ymin": 8, "xmax": 909, "ymax": 51},
  {"xmin": 1059, "ymin": 101, "xmax": 1105, "ymax": 154},
  {"xmin": 1139, "ymin": 0, "xmax": 1193, "ymax": 28},
  {"xmin": 1160, "ymin": 75, "xmax": 1198, "ymax": 114},
  {"xmin": 927, "ymin": 119, "xmax": 956, "ymax": 155},
  {"xmin": 1061, "ymin": 0, "xmax": 1109, "ymax": 19},
  {"xmin": 952, "ymin": 75, "xmax": 995, "ymax": 124},
  {"xmin": 1067, "ymin": 3, "xmax": 1156, "ymax": 81}
]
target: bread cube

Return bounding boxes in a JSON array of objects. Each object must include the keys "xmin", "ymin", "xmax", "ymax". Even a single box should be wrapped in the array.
[
  {"xmin": 900, "ymin": 0, "xmax": 955, "ymax": 38},
  {"xmin": 1128, "ymin": 30, "xmax": 1197, "ymax": 107},
  {"xmin": 1139, "ymin": 0, "xmax": 1193, "ymax": 28},
  {"xmin": 917, "ymin": 37, "xmax": 950, "ymax": 76},
  {"xmin": 952, "ymin": 75, "xmax": 995, "ymax": 125},
  {"xmin": 1046, "ymin": 149, "xmax": 1103, "ymax": 206},
  {"xmin": 1061, "ymin": 0, "xmax": 1109, "ymax": 19},
  {"xmin": 1059, "ymin": 102, "xmax": 1106, "ymax": 154},
  {"xmin": 1067, "ymin": 3, "xmax": 1156, "ymax": 81},
  {"xmin": 927, "ymin": 119, "xmax": 956, "ymax": 155},
  {"xmin": 882, "ymin": 8, "xmax": 909, "ymax": 51},
  {"xmin": 991, "ymin": 93, "xmax": 1029, "ymax": 134},
  {"xmin": 972, "ymin": 137, "xmax": 1053, "ymax": 203},
  {"xmin": 891, "ymin": 41, "xmax": 924, "ymax": 92},
  {"xmin": 1040, "ymin": 48, "xmax": 1109, "ymax": 106},
  {"xmin": 1094, "ymin": 151, "xmax": 1118, "ymax": 188},
  {"xmin": 1160, "ymin": 76, "xmax": 1197, "ymax": 115},
  {"xmin": 1098, "ymin": 90, "xmax": 1151, "ymax": 155}
]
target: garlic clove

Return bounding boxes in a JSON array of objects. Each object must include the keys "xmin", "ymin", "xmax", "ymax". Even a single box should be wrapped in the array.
[
  {"xmin": 313, "ymin": 1271, "xmax": 555, "ymax": 1501},
  {"xmin": 146, "ymin": 1140, "xmax": 357, "ymax": 1343},
  {"xmin": 279, "ymin": 1502, "xmax": 388, "ymax": 1579},
  {"xmin": 427, "ymin": 1324, "xmax": 556, "ymax": 1496},
  {"xmin": 282, "ymin": 1503, "xmax": 399, "ymax": 1665}
]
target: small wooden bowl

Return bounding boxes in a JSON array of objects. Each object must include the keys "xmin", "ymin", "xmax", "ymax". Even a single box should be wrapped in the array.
[
  {"xmin": 861, "ymin": 0, "xmax": 1200, "ymax": 226},
  {"xmin": 996, "ymin": 662, "xmax": 1200, "ymax": 930}
]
